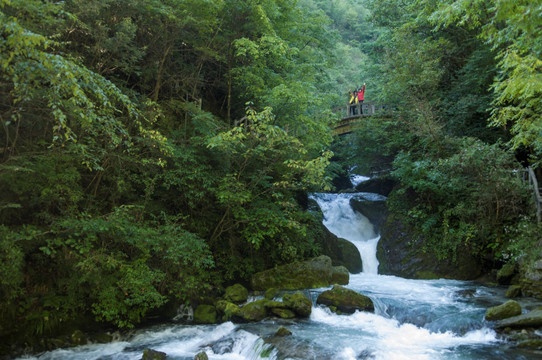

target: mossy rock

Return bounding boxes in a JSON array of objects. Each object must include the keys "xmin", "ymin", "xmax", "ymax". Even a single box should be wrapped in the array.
[
  {"xmin": 194, "ymin": 304, "xmax": 217, "ymax": 324},
  {"xmin": 496, "ymin": 309, "xmax": 542, "ymax": 329},
  {"xmin": 195, "ymin": 351, "xmax": 209, "ymax": 360},
  {"xmin": 331, "ymin": 266, "xmax": 349, "ymax": 285},
  {"xmin": 239, "ymin": 299, "xmax": 268, "ymax": 322},
  {"xmin": 251, "ymin": 255, "xmax": 334, "ymax": 291},
  {"xmin": 264, "ymin": 288, "xmax": 279, "ymax": 300},
  {"xmin": 264, "ymin": 300, "xmax": 288, "ymax": 309},
  {"xmin": 497, "ymin": 263, "xmax": 518, "ymax": 285},
  {"xmin": 485, "ymin": 300, "xmax": 522, "ymax": 321},
  {"xmin": 270, "ymin": 308, "xmax": 296, "ymax": 319},
  {"xmin": 224, "ymin": 283, "xmax": 249, "ymax": 304},
  {"xmin": 275, "ymin": 326, "xmax": 292, "ymax": 336},
  {"xmin": 316, "ymin": 285, "xmax": 374, "ymax": 314},
  {"xmin": 282, "ymin": 291, "xmax": 312, "ymax": 317},
  {"xmin": 215, "ymin": 300, "xmax": 241, "ymax": 321},
  {"xmin": 506, "ymin": 285, "xmax": 522, "ymax": 298},
  {"xmin": 142, "ymin": 348, "xmax": 167, "ymax": 360}
]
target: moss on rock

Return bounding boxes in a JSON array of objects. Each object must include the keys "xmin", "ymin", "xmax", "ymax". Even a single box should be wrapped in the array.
[
  {"xmin": 224, "ymin": 284, "xmax": 249, "ymax": 304},
  {"xmin": 270, "ymin": 308, "xmax": 296, "ymax": 319},
  {"xmin": 316, "ymin": 285, "xmax": 374, "ymax": 314},
  {"xmin": 495, "ymin": 309, "xmax": 542, "ymax": 329},
  {"xmin": 239, "ymin": 299, "xmax": 268, "ymax": 322},
  {"xmin": 215, "ymin": 300, "xmax": 241, "ymax": 321},
  {"xmin": 275, "ymin": 326, "xmax": 292, "ymax": 336},
  {"xmin": 251, "ymin": 255, "xmax": 335, "ymax": 291},
  {"xmin": 331, "ymin": 266, "xmax": 349, "ymax": 285},
  {"xmin": 485, "ymin": 300, "xmax": 522, "ymax": 321},
  {"xmin": 142, "ymin": 348, "xmax": 167, "ymax": 360},
  {"xmin": 282, "ymin": 292, "xmax": 312, "ymax": 317},
  {"xmin": 194, "ymin": 304, "xmax": 217, "ymax": 324},
  {"xmin": 506, "ymin": 285, "xmax": 522, "ymax": 298},
  {"xmin": 497, "ymin": 263, "xmax": 518, "ymax": 285}
]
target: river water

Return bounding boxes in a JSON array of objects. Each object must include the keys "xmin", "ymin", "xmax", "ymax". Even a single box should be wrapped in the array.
[{"xmin": 15, "ymin": 191, "xmax": 542, "ymax": 360}]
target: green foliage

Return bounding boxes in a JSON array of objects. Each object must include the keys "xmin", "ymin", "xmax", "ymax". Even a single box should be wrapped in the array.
[
  {"xmin": 207, "ymin": 107, "xmax": 331, "ymax": 249},
  {"xmin": 502, "ymin": 219, "xmax": 542, "ymax": 264},
  {"xmin": 389, "ymin": 138, "xmax": 529, "ymax": 261},
  {"xmin": 0, "ymin": 226, "xmax": 24, "ymax": 302},
  {"xmin": 412, "ymin": 0, "xmax": 542, "ymax": 162},
  {"xmin": 37, "ymin": 207, "xmax": 215, "ymax": 328},
  {"xmin": 0, "ymin": 0, "xmax": 338, "ymax": 345}
]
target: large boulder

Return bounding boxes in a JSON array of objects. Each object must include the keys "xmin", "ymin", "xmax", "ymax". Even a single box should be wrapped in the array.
[
  {"xmin": 215, "ymin": 300, "xmax": 241, "ymax": 321},
  {"xmin": 485, "ymin": 300, "xmax": 522, "ymax": 321},
  {"xmin": 194, "ymin": 305, "xmax": 217, "ymax": 324},
  {"xmin": 495, "ymin": 309, "xmax": 542, "ymax": 329},
  {"xmin": 224, "ymin": 284, "xmax": 249, "ymax": 304},
  {"xmin": 310, "ymin": 218, "xmax": 362, "ymax": 273},
  {"xmin": 331, "ymin": 266, "xmax": 349, "ymax": 285},
  {"xmin": 238, "ymin": 299, "xmax": 268, "ymax": 322},
  {"xmin": 251, "ymin": 255, "xmax": 337, "ymax": 291},
  {"xmin": 316, "ymin": 285, "xmax": 374, "ymax": 314},
  {"xmin": 282, "ymin": 292, "xmax": 312, "ymax": 317}
]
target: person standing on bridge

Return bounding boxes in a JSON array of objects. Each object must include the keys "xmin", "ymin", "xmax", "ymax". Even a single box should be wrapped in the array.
[
  {"xmin": 357, "ymin": 83, "xmax": 365, "ymax": 114},
  {"xmin": 348, "ymin": 89, "xmax": 357, "ymax": 115}
]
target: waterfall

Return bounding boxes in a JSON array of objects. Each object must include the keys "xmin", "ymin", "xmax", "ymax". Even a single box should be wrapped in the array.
[{"xmin": 310, "ymin": 192, "xmax": 384, "ymax": 274}]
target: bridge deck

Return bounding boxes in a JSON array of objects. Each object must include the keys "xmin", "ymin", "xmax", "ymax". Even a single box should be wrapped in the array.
[{"xmin": 333, "ymin": 102, "xmax": 388, "ymax": 135}]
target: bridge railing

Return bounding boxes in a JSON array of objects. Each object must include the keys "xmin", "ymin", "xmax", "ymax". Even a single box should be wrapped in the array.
[{"xmin": 333, "ymin": 102, "xmax": 387, "ymax": 119}]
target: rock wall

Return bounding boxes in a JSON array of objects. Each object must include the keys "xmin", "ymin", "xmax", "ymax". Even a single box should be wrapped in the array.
[{"xmin": 377, "ymin": 215, "xmax": 485, "ymax": 280}]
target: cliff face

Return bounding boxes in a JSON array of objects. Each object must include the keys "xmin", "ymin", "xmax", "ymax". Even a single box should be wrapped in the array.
[{"xmin": 377, "ymin": 215, "xmax": 485, "ymax": 280}]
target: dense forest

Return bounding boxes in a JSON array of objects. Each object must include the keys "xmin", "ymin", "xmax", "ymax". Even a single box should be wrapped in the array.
[{"xmin": 1, "ymin": 0, "xmax": 540, "ymax": 351}]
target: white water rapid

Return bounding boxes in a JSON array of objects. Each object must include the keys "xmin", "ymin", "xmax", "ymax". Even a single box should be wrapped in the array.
[{"xmin": 15, "ymin": 189, "xmax": 542, "ymax": 360}]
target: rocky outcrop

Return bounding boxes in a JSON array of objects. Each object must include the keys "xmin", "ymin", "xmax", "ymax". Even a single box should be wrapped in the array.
[
  {"xmin": 251, "ymin": 255, "xmax": 348, "ymax": 291},
  {"xmin": 497, "ymin": 262, "xmax": 518, "ymax": 285},
  {"xmin": 215, "ymin": 291, "xmax": 312, "ymax": 322},
  {"xmin": 519, "ymin": 256, "xmax": 542, "ymax": 300},
  {"xmin": 316, "ymin": 285, "xmax": 374, "ymax": 314},
  {"xmin": 485, "ymin": 300, "xmax": 522, "ymax": 321},
  {"xmin": 377, "ymin": 215, "xmax": 485, "ymax": 280},
  {"xmin": 224, "ymin": 284, "xmax": 249, "ymax": 304},
  {"xmin": 506, "ymin": 285, "xmax": 522, "ymax": 298},
  {"xmin": 495, "ymin": 309, "xmax": 542, "ymax": 329}
]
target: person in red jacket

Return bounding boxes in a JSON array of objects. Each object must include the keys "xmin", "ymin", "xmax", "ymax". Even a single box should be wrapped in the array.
[{"xmin": 357, "ymin": 83, "xmax": 365, "ymax": 114}]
